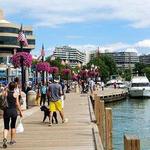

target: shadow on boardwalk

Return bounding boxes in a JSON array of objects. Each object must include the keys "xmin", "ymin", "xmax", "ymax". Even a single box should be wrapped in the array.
[{"xmin": 0, "ymin": 93, "xmax": 100, "ymax": 150}]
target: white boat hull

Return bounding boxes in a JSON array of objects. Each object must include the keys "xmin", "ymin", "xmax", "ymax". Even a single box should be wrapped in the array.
[{"xmin": 129, "ymin": 87, "xmax": 150, "ymax": 97}]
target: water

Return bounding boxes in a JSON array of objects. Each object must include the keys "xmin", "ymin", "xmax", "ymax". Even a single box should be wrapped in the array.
[{"xmin": 106, "ymin": 98, "xmax": 150, "ymax": 150}]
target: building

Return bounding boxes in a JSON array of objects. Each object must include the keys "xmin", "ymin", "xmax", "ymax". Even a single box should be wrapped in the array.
[
  {"xmin": 53, "ymin": 46, "xmax": 86, "ymax": 68},
  {"xmin": 0, "ymin": 9, "xmax": 35, "ymax": 83},
  {"xmin": 139, "ymin": 54, "xmax": 150, "ymax": 65},
  {"xmin": 106, "ymin": 52, "xmax": 139, "ymax": 70},
  {"xmin": 89, "ymin": 50, "xmax": 139, "ymax": 70}
]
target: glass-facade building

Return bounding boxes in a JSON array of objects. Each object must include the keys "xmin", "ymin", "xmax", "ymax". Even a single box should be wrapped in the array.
[
  {"xmin": 0, "ymin": 10, "xmax": 35, "ymax": 84},
  {"xmin": 139, "ymin": 54, "xmax": 150, "ymax": 65}
]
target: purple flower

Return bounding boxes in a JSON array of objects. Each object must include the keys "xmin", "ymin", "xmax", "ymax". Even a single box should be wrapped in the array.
[
  {"xmin": 36, "ymin": 62, "xmax": 50, "ymax": 72},
  {"xmin": 11, "ymin": 52, "xmax": 32, "ymax": 68}
]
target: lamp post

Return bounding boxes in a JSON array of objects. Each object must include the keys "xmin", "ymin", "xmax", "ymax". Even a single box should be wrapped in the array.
[
  {"xmin": 20, "ymin": 43, "xmax": 26, "ymax": 92},
  {"xmin": 41, "ymin": 44, "xmax": 45, "ymax": 84},
  {"xmin": 50, "ymin": 56, "xmax": 55, "ymax": 82}
]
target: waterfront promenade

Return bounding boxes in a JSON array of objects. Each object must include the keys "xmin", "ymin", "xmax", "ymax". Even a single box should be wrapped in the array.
[{"xmin": 0, "ymin": 92, "xmax": 103, "ymax": 150}]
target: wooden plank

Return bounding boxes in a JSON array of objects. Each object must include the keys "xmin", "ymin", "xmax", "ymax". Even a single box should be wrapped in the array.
[
  {"xmin": 0, "ymin": 93, "xmax": 103, "ymax": 150},
  {"xmin": 105, "ymin": 107, "xmax": 112, "ymax": 150}
]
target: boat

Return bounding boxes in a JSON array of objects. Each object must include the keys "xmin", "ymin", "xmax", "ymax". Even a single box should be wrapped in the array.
[
  {"xmin": 106, "ymin": 75, "xmax": 127, "ymax": 89},
  {"xmin": 129, "ymin": 76, "xmax": 150, "ymax": 97},
  {"xmin": 106, "ymin": 79, "xmax": 127, "ymax": 89}
]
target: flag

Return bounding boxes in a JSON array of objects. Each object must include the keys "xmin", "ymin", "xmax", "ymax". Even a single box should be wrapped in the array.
[
  {"xmin": 17, "ymin": 24, "xmax": 28, "ymax": 47},
  {"xmin": 41, "ymin": 44, "xmax": 45, "ymax": 57},
  {"xmin": 23, "ymin": 34, "xmax": 28, "ymax": 47}
]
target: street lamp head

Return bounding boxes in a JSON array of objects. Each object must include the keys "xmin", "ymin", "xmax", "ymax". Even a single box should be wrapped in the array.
[
  {"xmin": 91, "ymin": 64, "xmax": 94, "ymax": 68},
  {"xmin": 51, "ymin": 55, "xmax": 55, "ymax": 61}
]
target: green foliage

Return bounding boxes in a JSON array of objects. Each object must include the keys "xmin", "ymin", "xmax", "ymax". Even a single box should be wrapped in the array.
[
  {"xmin": 87, "ymin": 54, "xmax": 117, "ymax": 81},
  {"xmin": 124, "ymin": 69, "xmax": 131, "ymax": 81},
  {"xmin": 133, "ymin": 62, "xmax": 146, "ymax": 75},
  {"xmin": 142, "ymin": 67, "xmax": 150, "ymax": 80},
  {"xmin": 45, "ymin": 57, "xmax": 65, "ymax": 70}
]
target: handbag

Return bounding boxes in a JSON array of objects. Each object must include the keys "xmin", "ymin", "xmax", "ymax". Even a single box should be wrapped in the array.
[
  {"xmin": 16, "ymin": 118, "xmax": 24, "ymax": 133},
  {"xmin": 0, "ymin": 93, "xmax": 8, "ymax": 110}
]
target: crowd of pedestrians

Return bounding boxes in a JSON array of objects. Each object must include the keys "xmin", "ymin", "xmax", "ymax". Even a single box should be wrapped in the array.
[{"xmin": 0, "ymin": 75, "xmax": 105, "ymax": 149}]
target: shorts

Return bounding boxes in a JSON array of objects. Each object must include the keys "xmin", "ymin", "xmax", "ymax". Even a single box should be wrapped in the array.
[{"xmin": 49, "ymin": 100, "xmax": 62, "ymax": 112}]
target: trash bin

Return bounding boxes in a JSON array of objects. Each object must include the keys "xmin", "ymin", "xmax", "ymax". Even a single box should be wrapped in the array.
[{"xmin": 27, "ymin": 90, "xmax": 36, "ymax": 107}]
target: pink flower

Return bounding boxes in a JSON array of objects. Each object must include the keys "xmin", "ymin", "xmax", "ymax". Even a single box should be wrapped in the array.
[
  {"xmin": 80, "ymin": 70, "xmax": 88, "ymax": 78},
  {"xmin": 49, "ymin": 67, "xmax": 59, "ymax": 74},
  {"xmin": 36, "ymin": 62, "xmax": 50, "ymax": 72},
  {"xmin": 11, "ymin": 52, "xmax": 32, "ymax": 68},
  {"xmin": 72, "ymin": 75, "xmax": 78, "ymax": 81},
  {"xmin": 62, "ymin": 69, "xmax": 71, "ymax": 75}
]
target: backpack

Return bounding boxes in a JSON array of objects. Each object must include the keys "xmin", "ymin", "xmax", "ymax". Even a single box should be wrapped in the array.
[{"xmin": 0, "ymin": 93, "xmax": 8, "ymax": 110}]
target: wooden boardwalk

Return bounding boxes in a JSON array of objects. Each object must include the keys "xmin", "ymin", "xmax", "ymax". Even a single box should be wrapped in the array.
[{"xmin": 0, "ymin": 93, "xmax": 102, "ymax": 150}]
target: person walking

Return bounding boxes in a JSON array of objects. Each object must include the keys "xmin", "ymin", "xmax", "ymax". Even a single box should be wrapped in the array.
[
  {"xmin": 89, "ymin": 78, "xmax": 95, "ymax": 94},
  {"xmin": 47, "ymin": 78, "xmax": 68, "ymax": 126},
  {"xmin": 40, "ymin": 82, "xmax": 47, "ymax": 106},
  {"xmin": 2, "ymin": 82, "xmax": 23, "ymax": 148}
]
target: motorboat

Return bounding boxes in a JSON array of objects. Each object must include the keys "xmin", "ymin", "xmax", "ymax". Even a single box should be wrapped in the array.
[
  {"xmin": 129, "ymin": 76, "xmax": 150, "ymax": 97},
  {"xmin": 106, "ymin": 79, "xmax": 127, "ymax": 89}
]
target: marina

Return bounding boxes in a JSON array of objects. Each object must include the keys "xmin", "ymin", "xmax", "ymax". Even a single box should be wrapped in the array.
[{"xmin": 106, "ymin": 97, "xmax": 150, "ymax": 150}]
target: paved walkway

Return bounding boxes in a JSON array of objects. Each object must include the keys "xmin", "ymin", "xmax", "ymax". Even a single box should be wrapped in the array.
[{"xmin": 0, "ymin": 93, "xmax": 101, "ymax": 150}]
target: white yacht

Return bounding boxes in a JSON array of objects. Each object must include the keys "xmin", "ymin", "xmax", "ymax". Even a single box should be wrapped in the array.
[
  {"xmin": 106, "ymin": 79, "xmax": 127, "ymax": 89},
  {"xmin": 129, "ymin": 76, "xmax": 150, "ymax": 97}
]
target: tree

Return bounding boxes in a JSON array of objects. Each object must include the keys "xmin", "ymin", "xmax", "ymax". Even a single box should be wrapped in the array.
[
  {"xmin": 134, "ymin": 62, "xmax": 146, "ymax": 75},
  {"xmin": 45, "ymin": 57, "xmax": 64, "ymax": 70},
  {"xmin": 87, "ymin": 54, "xmax": 117, "ymax": 81},
  {"xmin": 143, "ymin": 67, "xmax": 150, "ymax": 80}
]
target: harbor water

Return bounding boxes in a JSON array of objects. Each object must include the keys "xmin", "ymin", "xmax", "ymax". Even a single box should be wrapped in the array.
[{"xmin": 106, "ymin": 97, "xmax": 150, "ymax": 150}]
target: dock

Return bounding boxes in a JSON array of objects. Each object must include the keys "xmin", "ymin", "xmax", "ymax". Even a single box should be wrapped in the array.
[
  {"xmin": 96, "ymin": 87, "xmax": 128, "ymax": 102},
  {"xmin": 0, "ymin": 93, "xmax": 103, "ymax": 150}
]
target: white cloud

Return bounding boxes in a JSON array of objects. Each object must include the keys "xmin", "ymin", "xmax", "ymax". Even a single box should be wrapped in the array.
[
  {"xmin": 135, "ymin": 39, "xmax": 150, "ymax": 47},
  {"xmin": 1, "ymin": 0, "xmax": 150, "ymax": 28}
]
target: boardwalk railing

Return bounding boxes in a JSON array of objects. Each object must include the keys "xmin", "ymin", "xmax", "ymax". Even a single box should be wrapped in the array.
[{"xmin": 90, "ymin": 93, "xmax": 141, "ymax": 150}]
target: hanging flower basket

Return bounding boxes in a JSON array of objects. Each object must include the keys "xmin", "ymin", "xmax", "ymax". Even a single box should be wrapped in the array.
[
  {"xmin": 11, "ymin": 52, "xmax": 32, "ymax": 68},
  {"xmin": 72, "ymin": 74, "xmax": 78, "ymax": 81},
  {"xmin": 62, "ymin": 69, "xmax": 71, "ymax": 75},
  {"xmin": 80, "ymin": 70, "xmax": 88, "ymax": 78},
  {"xmin": 49, "ymin": 67, "xmax": 59, "ymax": 74},
  {"xmin": 36, "ymin": 62, "xmax": 50, "ymax": 72}
]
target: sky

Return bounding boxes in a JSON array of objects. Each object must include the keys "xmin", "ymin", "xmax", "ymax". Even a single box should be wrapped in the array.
[{"xmin": 0, "ymin": 0, "xmax": 150, "ymax": 56}]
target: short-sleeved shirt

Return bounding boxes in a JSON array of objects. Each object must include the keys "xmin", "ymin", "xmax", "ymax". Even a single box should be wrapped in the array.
[{"xmin": 48, "ymin": 83, "xmax": 62, "ymax": 102}]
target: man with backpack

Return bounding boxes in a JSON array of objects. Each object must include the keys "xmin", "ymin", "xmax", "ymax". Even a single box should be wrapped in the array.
[{"xmin": 40, "ymin": 82, "xmax": 47, "ymax": 106}]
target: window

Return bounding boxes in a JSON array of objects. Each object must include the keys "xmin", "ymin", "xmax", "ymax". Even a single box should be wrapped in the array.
[
  {"xmin": 0, "ymin": 27, "xmax": 19, "ymax": 33},
  {"xmin": 0, "ymin": 36, "xmax": 17, "ymax": 45}
]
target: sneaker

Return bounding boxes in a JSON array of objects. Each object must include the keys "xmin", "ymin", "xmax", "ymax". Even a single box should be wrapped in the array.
[
  {"xmin": 62, "ymin": 118, "xmax": 68, "ymax": 123},
  {"xmin": 10, "ymin": 140, "xmax": 16, "ymax": 145},
  {"xmin": 3, "ymin": 138, "xmax": 7, "ymax": 148},
  {"xmin": 48, "ymin": 122, "xmax": 52, "ymax": 126}
]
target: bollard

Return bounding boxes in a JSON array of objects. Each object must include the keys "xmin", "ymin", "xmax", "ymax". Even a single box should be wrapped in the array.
[
  {"xmin": 98, "ymin": 100, "xmax": 105, "ymax": 146},
  {"xmin": 124, "ymin": 134, "xmax": 140, "ymax": 150},
  {"xmin": 105, "ymin": 107, "xmax": 112, "ymax": 150}
]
